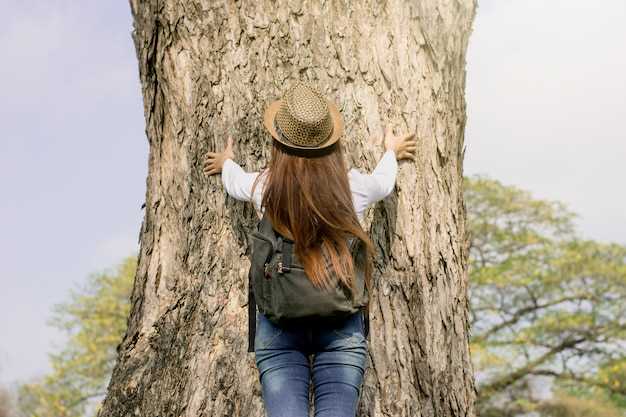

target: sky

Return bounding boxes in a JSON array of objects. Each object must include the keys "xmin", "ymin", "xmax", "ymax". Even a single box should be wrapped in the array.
[
  {"xmin": 1, "ymin": 0, "xmax": 625, "ymax": 388},
  {"xmin": 465, "ymin": 0, "xmax": 626, "ymax": 243}
]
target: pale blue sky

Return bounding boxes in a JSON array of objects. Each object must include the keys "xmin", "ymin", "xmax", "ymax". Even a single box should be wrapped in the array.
[
  {"xmin": 1, "ymin": 0, "xmax": 625, "ymax": 387},
  {"xmin": 0, "ymin": 2, "xmax": 145, "ymax": 386}
]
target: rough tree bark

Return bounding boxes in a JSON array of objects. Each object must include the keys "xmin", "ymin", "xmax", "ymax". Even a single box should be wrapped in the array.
[{"xmin": 99, "ymin": 1, "xmax": 477, "ymax": 416}]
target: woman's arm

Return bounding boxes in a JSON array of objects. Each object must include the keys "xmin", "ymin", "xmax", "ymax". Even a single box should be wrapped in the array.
[
  {"xmin": 221, "ymin": 158, "xmax": 262, "ymax": 202},
  {"xmin": 204, "ymin": 136, "xmax": 264, "ymax": 204},
  {"xmin": 362, "ymin": 148, "xmax": 398, "ymax": 205},
  {"xmin": 361, "ymin": 126, "xmax": 417, "ymax": 205}
]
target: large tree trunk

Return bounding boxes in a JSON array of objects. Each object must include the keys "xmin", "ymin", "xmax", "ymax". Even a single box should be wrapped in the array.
[{"xmin": 99, "ymin": 1, "xmax": 477, "ymax": 416}]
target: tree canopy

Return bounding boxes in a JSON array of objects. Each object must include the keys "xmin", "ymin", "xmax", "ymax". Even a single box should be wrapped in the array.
[
  {"xmin": 466, "ymin": 175, "xmax": 626, "ymax": 415},
  {"xmin": 17, "ymin": 256, "xmax": 136, "ymax": 417}
]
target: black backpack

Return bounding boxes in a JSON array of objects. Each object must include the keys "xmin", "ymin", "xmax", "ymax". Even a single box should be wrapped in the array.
[{"xmin": 247, "ymin": 210, "xmax": 371, "ymax": 352}]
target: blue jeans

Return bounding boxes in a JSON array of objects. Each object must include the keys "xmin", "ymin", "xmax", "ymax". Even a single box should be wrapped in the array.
[{"xmin": 254, "ymin": 309, "xmax": 368, "ymax": 417}]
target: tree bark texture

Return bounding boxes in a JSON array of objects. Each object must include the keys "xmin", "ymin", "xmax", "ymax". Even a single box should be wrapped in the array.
[{"xmin": 100, "ymin": 1, "xmax": 477, "ymax": 416}]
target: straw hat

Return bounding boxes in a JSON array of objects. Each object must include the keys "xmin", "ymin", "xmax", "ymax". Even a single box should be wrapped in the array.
[{"xmin": 263, "ymin": 81, "xmax": 344, "ymax": 151}]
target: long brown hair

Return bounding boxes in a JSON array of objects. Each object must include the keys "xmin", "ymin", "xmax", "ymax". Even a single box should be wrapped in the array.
[{"xmin": 251, "ymin": 140, "xmax": 374, "ymax": 298}]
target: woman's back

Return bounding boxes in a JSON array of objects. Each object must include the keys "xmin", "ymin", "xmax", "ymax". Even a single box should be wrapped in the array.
[{"xmin": 221, "ymin": 148, "xmax": 398, "ymax": 222}]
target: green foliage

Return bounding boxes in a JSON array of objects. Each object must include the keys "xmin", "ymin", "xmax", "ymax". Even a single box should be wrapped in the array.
[
  {"xmin": 597, "ymin": 358, "xmax": 626, "ymax": 408},
  {"xmin": 538, "ymin": 392, "xmax": 623, "ymax": 417},
  {"xmin": 17, "ymin": 255, "xmax": 136, "ymax": 417},
  {"xmin": 465, "ymin": 175, "xmax": 626, "ymax": 412}
]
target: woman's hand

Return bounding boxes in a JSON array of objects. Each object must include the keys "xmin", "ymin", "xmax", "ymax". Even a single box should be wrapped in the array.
[
  {"xmin": 204, "ymin": 136, "xmax": 235, "ymax": 175},
  {"xmin": 382, "ymin": 126, "xmax": 417, "ymax": 161}
]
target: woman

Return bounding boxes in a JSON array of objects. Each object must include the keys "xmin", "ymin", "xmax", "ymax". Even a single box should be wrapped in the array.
[{"xmin": 204, "ymin": 82, "xmax": 416, "ymax": 417}]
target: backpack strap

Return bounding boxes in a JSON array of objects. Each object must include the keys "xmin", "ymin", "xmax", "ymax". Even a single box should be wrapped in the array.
[
  {"xmin": 353, "ymin": 236, "xmax": 371, "ymax": 341},
  {"xmin": 248, "ymin": 210, "xmax": 272, "ymax": 353},
  {"xmin": 248, "ymin": 210, "xmax": 290, "ymax": 352},
  {"xmin": 247, "ymin": 266, "xmax": 256, "ymax": 353},
  {"xmin": 363, "ymin": 305, "xmax": 370, "ymax": 340}
]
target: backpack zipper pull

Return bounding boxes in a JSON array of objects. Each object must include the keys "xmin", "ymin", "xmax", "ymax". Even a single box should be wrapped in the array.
[
  {"xmin": 277, "ymin": 261, "xmax": 283, "ymax": 274},
  {"xmin": 277, "ymin": 252, "xmax": 284, "ymax": 274},
  {"xmin": 277, "ymin": 254, "xmax": 290, "ymax": 274}
]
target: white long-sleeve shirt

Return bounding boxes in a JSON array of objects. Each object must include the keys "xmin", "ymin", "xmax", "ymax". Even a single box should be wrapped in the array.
[{"xmin": 221, "ymin": 149, "xmax": 398, "ymax": 221}]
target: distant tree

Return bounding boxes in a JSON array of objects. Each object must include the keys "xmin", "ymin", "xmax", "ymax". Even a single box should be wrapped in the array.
[
  {"xmin": 538, "ymin": 392, "xmax": 623, "ymax": 417},
  {"xmin": 465, "ymin": 175, "xmax": 626, "ymax": 414},
  {"xmin": 1, "ymin": 386, "xmax": 15, "ymax": 417},
  {"xmin": 17, "ymin": 256, "xmax": 136, "ymax": 417}
]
